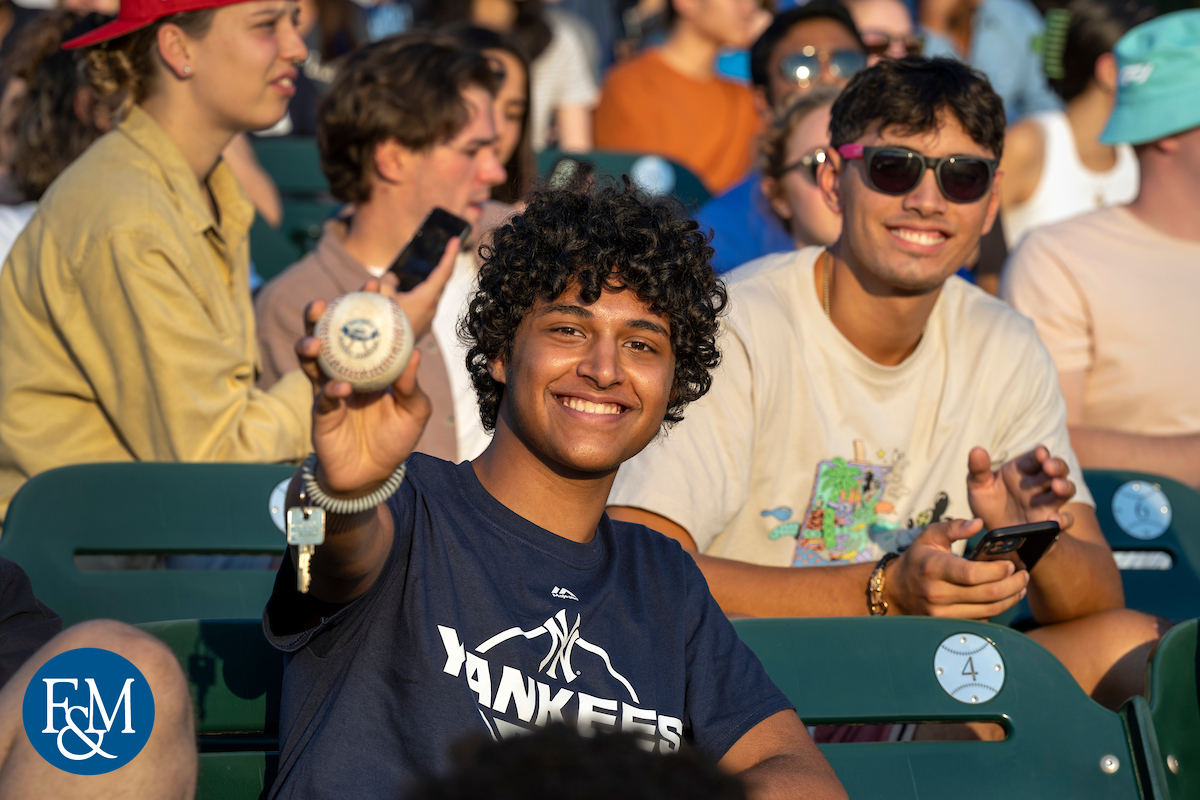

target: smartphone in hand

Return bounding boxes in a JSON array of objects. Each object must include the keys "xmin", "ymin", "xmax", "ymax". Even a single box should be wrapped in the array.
[
  {"xmin": 968, "ymin": 521, "xmax": 1060, "ymax": 573},
  {"xmin": 388, "ymin": 208, "xmax": 471, "ymax": 292}
]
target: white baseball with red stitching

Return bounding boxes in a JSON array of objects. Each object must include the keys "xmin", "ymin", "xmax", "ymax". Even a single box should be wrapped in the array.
[{"xmin": 315, "ymin": 292, "xmax": 414, "ymax": 392}]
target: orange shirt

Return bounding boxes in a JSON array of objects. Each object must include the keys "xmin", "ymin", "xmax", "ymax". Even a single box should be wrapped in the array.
[{"xmin": 594, "ymin": 50, "xmax": 762, "ymax": 194}]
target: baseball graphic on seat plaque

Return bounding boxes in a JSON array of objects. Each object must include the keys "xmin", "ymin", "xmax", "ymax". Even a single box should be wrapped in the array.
[{"xmin": 316, "ymin": 292, "xmax": 414, "ymax": 392}]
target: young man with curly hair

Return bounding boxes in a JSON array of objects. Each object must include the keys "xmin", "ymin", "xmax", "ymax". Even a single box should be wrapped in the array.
[{"xmin": 262, "ymin": 184, "xmax": 846, "ymax": 800}]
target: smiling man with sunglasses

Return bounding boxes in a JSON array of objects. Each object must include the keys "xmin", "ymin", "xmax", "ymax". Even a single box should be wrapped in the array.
[{"xmin": 612, "ymin": 57, "xmax": 1164, "ymax": 710}]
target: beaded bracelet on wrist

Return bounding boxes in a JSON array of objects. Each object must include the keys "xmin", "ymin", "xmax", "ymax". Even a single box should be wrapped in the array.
[
  {"xmin": 867, "ymin": 551, "xmax": 901, "ymax": 616},
  {"xmin": 299, "ymin": 453, "xmax": 406, "ymax": 516}
]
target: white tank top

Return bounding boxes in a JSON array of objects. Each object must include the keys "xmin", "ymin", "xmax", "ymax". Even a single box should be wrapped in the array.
[{"xmin": 1004, "ymin": 110, "xmax": 1139, "ymax": 249}]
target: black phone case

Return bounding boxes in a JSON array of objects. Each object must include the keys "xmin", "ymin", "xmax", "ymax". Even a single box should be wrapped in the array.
[
  {"xmin": 969, "ymin": 521, "xmax": 1060, "ymax": 572},
  {"xmin": 389, "ymin": 209, "xmax": 470, "ymax": 292}
]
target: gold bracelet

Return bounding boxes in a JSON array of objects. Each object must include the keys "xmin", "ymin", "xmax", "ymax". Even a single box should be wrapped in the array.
[{"xmin": 867, "ymin": 552, "xmax": 901, "ymax": 616}]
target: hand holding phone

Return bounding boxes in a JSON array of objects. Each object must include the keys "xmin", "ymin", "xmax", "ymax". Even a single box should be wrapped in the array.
[
  {"xmin": 883, "ymin": 518, "xmax": 1028, "ymax": 619},
  {"xmin": 967, "ymin": 521, "xmax": 1060, "ymax": 574},
  {"xmin": 388, "ymin": 208, "xmax": 471, "ymax": 292}
]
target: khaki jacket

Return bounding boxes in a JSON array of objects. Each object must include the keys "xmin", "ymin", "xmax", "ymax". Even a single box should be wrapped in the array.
[{"xmin": 0, "ymin": 106, "xmax": 310, "ymax": 521}]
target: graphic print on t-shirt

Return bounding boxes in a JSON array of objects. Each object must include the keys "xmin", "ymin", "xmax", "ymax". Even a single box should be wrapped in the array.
[
  {"xmin": 755, "ymin": 439, "xmax": 949, "ymax": 566},
  {"xmin": 437, "ymin": 609, "xmax": 683, "ymax": 752}
]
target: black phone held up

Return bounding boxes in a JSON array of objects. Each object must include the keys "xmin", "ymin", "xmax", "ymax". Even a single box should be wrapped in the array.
[
  {"xmin": 388, "ymin": 208, "xmax": 471, "ymax": 292},
  {"xmin": 967, "ymin": 521, "xmax": 1060, "ymax": 573}
]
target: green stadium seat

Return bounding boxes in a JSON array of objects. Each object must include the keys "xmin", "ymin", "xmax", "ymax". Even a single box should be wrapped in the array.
[
  {"xmin": 1122, "ymin": 619, "xmax": 1200, "ymax": 800},
  {"xmin": 195, "ymin": 752, "xmax": 278, "ymax": 800},
  {"xmin": 251, "ymin": 198, "xmax": 340, "ymax": 283},
  {"xmin": 966, "ymin": 469, "xmax": 1200, "ymax": 629},
  {"xmin": 1085, "ymin": 470, "xmax": 1200, "ymax": 624},
  {"xmin": 143, "ymin": 614, "xmax": 1180, "ymax": 799},
  {"xmin": 250, "ymin": 136, "xmax": 328, "ymax": 195},
  {"xmin": 734, "ymin": 617, "xmax": 1147, "ymax": 800},
  {"xmin": 250, "ymin": 215, "xmax": 300, "ymax": 284},
  {"xmin": 139, "ymin": 619, "xmax": 282, "ymax": 800},
  {"xmin": 247, "ymin": 136, "xmax": 341, "ymax": 284},
  {"xmin": 0, "ymin": 463, "xmax": 295, "ymax": 625},
  {"xmin": 536, "ymin": 148, "xmax": 713, "ymax": 209}
]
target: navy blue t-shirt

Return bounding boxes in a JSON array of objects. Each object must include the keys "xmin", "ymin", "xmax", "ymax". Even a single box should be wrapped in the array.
[{"xmin": 264, "ymin": 455, "xmax": 791, "ymax": 799}]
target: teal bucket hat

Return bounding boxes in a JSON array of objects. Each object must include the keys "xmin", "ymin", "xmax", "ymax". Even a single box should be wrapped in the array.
[{"xmin": 1100, "ymin": 9, "xmax": 1200, "ymax": 145}]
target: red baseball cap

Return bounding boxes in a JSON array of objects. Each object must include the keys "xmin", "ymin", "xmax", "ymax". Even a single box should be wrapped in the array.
[{"xmin": 62, "ymin": 0, "xmax": 260, "ymax": 50}]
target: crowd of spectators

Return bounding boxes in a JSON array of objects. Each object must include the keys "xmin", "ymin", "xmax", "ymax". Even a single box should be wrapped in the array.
[{"xmin": 0, "ymin": 0, "xmax": 1197, "ymax": 796}]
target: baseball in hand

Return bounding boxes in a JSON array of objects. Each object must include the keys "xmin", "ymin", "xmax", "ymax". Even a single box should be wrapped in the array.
[{"xmin": 315, "ymin": 292, "xmax": 415, "ymax": 392}]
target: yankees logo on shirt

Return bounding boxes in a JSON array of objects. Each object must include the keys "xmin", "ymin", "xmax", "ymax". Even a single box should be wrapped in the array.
[{"xmin": 438, "ymin": 610, "xmax": 683, "ymax": 750}]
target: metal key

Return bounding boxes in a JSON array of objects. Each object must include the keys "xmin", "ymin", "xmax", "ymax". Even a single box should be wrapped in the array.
[
  {"xmin": 286, "ymin": 506, "xmax": 325, "ymax": 594},
  {"xmin": 296, "ymin": 545, "xmax": 315, "ymax": 594}
]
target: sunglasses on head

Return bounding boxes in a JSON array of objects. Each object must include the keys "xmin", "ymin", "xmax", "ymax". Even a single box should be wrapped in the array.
[
  {"xmin": 836, "ymin": 144, "xmax": 998, "ymax": 203},
  {"xmin": 860, "ymin": 31, "xmax": 925, "ymax": 58},
  {"xmin": 778, "ymin": 47, "xmax": 866, "ymax": 88},
  {"xmin": 781, "ymin": 148, "xmax": 828, "ymax": 184}
]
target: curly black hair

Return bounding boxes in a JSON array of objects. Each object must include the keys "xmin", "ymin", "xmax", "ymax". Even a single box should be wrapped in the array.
[{"xmin": 459, "ymin": 181, "xmax": 727, "ymax": 433}]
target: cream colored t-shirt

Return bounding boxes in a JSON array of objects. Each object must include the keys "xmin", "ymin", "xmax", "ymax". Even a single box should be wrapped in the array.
[
  {"xmin": 1003, "ymin": 206, "xmax": 1200, "ymax": 436},
  {"xmin": 610, "ymin": 247, "xmax": 1092, "ymax": 568}
]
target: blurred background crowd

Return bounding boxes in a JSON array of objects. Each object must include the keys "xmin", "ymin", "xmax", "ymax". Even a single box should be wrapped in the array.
[
  {"xmin": 0, "ymin": 0, "xmax": 1195, "ymax": 792},
  {"xmin": 0, "ymin": 0, "xmax": 1193, "ymax": 512},
  {"xmin": 0, "ymin": 0, "xmax": 1193, "ymax": 552}
]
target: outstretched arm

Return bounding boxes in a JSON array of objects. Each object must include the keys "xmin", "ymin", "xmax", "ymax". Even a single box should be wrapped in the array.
[
  {"xmin": 720, "ymin": 710, "xmax": 846, "ymax": 800},
  {"xmin": 283, "ymin": 241, "xmax": 459, "ymax": 622}
]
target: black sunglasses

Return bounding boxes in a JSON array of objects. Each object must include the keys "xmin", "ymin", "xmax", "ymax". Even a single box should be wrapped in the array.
[
  {"xmin": 781, "ymin": 148, "xmax": 828, "ymax": 184},
  {"xmin": 836, "ymin": 145, "xmax": 998, "ymax": 203},
  {"xmin": 778, "ymin": 47, "xmax": 866, "ymax": 88},
  {"xmin": 860, "ymin": 31, "xmax": 926, "ymax": 58}
]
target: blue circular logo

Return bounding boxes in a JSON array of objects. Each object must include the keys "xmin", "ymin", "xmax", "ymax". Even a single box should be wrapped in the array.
[{"xmin": 21, "ymin": 648, "xmax": 155, "ymax": 774}]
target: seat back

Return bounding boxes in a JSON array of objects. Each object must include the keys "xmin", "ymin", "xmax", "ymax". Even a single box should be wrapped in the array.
[
  {"xmin": 1085, "ymin": 469, "xmax": 1200, "ymax": 623},
  {"xmin": 0, "ymin": 463, "xmax": 294, "ymax": 625},
  {"xmin": 248, "ymin": 136, "xmax": 340, "ymax": 283},
  {"xmin": 251, "ymin": 136, "xmax": 329, "ymax": 195},
  {"xmin": 195, "ymin": 753, "xmax": 278, "ymax": 800},
  {"xmin": 250, "ymin": 198, "xmax": 340, "ymax": 283},
  {"xmin": 139, "ymin": 619, "xmax": 282, "ymax": 800},
  {"xmin": 1146, "ymin": 619, "xmax": 1200, "ymax": 800},
  {"xmin": 734, "ymin": 617, "xmax": 1144, "ymax": 800},
  {"xmin": 537, "ymin": 149, "xmax": 713, "ymax": 209}
]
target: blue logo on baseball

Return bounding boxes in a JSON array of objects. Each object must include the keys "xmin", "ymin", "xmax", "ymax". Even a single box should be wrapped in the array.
[{"xmin": 21, "ymin": 648, "xmax": 155, "ymax": 774}]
